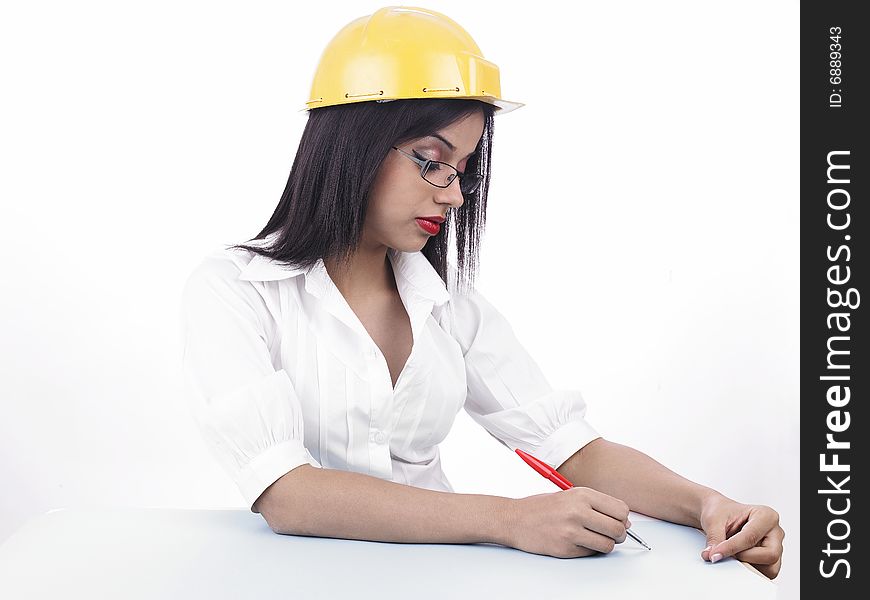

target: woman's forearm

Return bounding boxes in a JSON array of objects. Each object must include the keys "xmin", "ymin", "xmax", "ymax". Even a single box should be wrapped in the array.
[
  {"xmin": 255, "ymin": 464, "xmax": 514, "ymax": 545},
  {"xmin": 556, "ymin": 437, "xmax": 724, "ymax": 529}
]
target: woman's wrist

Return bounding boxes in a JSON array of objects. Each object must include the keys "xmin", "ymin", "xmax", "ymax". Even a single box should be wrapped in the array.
[
  {"xmin": 487, "ymin": 496, "xmax": 517, "ymax": 547},
  {"xmin": 693, "ymin": 488, "xmax": 731, "ymax": 529}
]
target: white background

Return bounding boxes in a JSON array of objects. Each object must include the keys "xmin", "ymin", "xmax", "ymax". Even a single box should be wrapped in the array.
[{"xmin": 0, "ymin": 1, "xmax": 799, "ymax": 598}]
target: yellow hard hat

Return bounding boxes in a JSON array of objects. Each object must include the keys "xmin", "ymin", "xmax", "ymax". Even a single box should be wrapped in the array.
[{"xmin": 302, "ymin": 6, "xmax": 524, "ymax": 115}]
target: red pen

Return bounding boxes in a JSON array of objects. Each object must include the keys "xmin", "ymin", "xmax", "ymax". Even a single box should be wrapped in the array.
[{"xmin": 515, "ymin": 448, "xmax": 651, "ymax": 550}]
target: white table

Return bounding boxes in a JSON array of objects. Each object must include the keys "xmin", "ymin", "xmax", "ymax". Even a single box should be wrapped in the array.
[{"xmin": 0, "ymin": 507, "xmax": 776, "ymax": 599}]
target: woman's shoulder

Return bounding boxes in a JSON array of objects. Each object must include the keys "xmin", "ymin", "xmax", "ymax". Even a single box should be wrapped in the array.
[
  {"xmin": 438, "ymin": 269, "xmax": 513, "ymax": 348},
  {"xmin": 180, "ymin": 241, "xmax": 294, "ymax": 338},
  {"xmin": 181, "ymin": 237, "xmax": 292, "ymax": 309},
  {"xmin": 185, "ymin": 243, "xmax": 260, "ymax": 287}
]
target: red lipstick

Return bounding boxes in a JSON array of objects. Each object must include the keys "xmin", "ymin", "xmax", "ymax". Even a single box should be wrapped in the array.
[{"xmin": 415, "ymin": 217, "xmax": 442, "ymax": 235}]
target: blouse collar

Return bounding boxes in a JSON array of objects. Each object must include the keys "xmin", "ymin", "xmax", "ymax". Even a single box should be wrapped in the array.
[{"xmin": 237, "ymin": 239, "xmax": 451, "ymax": 307}]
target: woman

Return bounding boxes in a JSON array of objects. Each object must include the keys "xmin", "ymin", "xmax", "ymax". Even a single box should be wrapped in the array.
[{"xmin": 181, "ymin": 6, "xmax": 784, "ymax": 579}]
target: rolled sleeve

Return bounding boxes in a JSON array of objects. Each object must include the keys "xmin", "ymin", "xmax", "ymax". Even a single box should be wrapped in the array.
[
  {"xmin": 449, "ymin": 288, "xmax": 600, "ymax": 470},
  {"xmin": 180, "ymin": 255, "xmax": 320, "ymax": 512}
]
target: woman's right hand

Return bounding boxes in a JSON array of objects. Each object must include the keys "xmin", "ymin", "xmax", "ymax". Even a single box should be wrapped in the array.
[{"xmin": 504, "ymin": 487, "xmax": 632, "ymax": 558}]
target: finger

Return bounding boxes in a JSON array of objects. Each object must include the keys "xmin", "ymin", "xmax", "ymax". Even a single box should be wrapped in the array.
[
  {"xmin": 582, "ymin": 509, "xmax": 628, "ymax": 543},
  {"xmin": 733, "ymin": 544, "xmax": 780, "ymax": 565},
  {"xmin": 574, "ymin": 529, "xmax": 619, "ymax": 554},
  {"xmin": 702, "ymin": 523, "xmax": 729, "ymax": 562},
  {"xmin": 753, "ymin": 555, "xmax": 783, "ymax": 580},
  {"xmin": 562, "ymin": 545, "xmax": 599, "ymax": 559},
  {"xmin": 710, "ymin": 514, "xmax": 779, "ymax": 561},
  {"xmin": 733, "ymin": 528, "xmax": 784, "ymax": 565},
  {"xmin": 582, "ymin": 489, "xmax": 630, "ymax": 522}
]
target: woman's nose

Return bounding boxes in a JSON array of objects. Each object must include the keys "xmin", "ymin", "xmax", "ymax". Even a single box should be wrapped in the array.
[{"xmin": 435, "ymin": 178, "xmax": 465, "ymax": 209}]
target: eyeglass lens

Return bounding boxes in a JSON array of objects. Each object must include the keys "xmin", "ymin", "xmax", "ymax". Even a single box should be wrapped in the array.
[{"xmin": 422, "ymin": 162, "xmax": 482, "ymax": 194}]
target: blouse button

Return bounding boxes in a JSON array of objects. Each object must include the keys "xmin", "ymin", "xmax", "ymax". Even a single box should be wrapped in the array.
[{"xmin": 371, "ymin": 431, "xmax": 387, "ymax": 444}]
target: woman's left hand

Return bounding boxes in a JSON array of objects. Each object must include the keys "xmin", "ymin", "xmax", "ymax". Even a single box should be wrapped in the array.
[{"xmin": 698, "ymin": 492, "xmax": 785, "ymax": 579}]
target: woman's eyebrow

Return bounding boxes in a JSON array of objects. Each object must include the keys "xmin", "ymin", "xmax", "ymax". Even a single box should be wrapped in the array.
[{"xmin": 427, "ymin": 133, "xmax": 476, "ymax": 159}]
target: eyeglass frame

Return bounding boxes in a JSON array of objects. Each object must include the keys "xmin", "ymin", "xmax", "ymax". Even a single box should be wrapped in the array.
[{"xmin": 391, "ymin": 146, "xmax": 483, "ymax": 195}]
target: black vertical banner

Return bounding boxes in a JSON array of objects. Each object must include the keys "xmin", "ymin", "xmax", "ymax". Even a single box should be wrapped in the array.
[{"xmin": 802, "ymin": 2, "xmax": 868, "ymax": 597}]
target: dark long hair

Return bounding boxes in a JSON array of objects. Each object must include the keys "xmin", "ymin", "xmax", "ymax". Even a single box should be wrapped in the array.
[{"xmin": 226, "ymin": 98, "xmax": 496, "ymax": 295}]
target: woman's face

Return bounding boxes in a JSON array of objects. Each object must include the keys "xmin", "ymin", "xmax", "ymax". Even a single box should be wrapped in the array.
[{"xmin": 363, "ymin": 110, "xmax": 485, "ymax": 253}]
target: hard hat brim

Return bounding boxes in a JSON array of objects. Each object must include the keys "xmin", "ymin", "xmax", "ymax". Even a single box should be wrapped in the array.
[{"xmin": 298, "ymin": 96, "xmax": 524, "ymax": 115}]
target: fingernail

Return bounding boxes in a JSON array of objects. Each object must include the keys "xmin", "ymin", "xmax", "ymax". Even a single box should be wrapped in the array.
[
  {"xmin": 711, "ymin": 553, "xmax": 723, "ymax": 563},
  {"xmin": 703, "ymin": 546, "xmax": 711, "ymax": 553}
]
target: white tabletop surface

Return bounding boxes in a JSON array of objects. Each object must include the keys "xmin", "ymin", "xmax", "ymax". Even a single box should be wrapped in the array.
[{"xmin": 0, "ymin": 507, "xmax": 776, "ymax": 599}]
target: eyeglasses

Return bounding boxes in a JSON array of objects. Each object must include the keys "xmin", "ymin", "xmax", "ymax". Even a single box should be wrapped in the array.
[{"xmin": 391, "ymin": 146, "xmax": 483, "ymax": 195}]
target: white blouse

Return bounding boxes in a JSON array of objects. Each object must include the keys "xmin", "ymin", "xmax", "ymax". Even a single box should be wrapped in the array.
[{"xmin": 180, "ymin": 235, "xmax": 600, "ymax": 512}]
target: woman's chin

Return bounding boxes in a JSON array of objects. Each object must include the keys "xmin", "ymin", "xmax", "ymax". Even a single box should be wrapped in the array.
[{"xmin": 389, "ymin": 236, "xmax": 429, "ymax": 254}]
